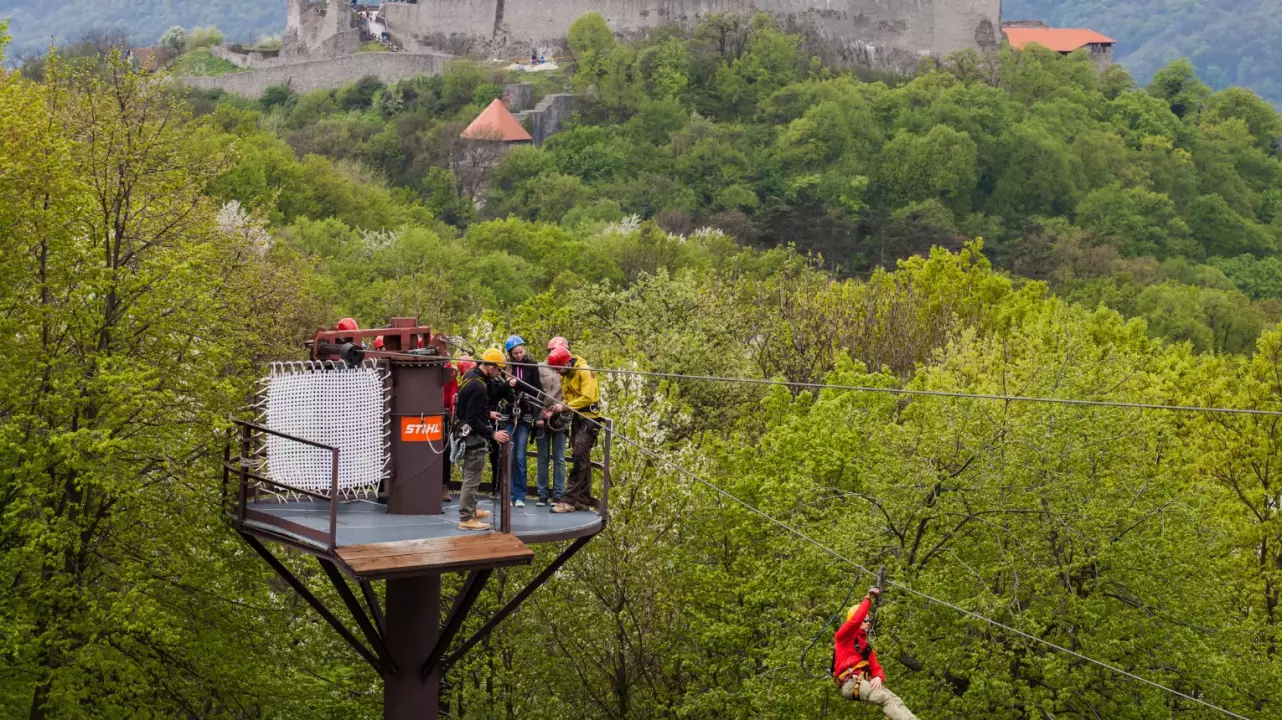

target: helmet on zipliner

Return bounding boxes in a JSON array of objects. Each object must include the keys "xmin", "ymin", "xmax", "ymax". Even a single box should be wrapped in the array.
[
  {"xmin": 547, "ymin": 347, "xmax": 572, "ymax": 368},
  {"xmin": 481, "ymin": 348, "xmax": 506, "ymax": 367},
  {"xmin": 504, "ymin": 335, "xmax": 526, "ymax": 354},
  {"xmin": 336, "ymin": 318, "xmax": 359, "ymax": 332},
  {"xmin": 548, "ymin": 336, "xmax": 568, "ymax": 351}
]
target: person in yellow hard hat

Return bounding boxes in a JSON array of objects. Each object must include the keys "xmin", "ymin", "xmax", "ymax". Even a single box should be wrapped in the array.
[{"xmin": 454, "ymin": 348, "xmax": 511, "ymax": 530}]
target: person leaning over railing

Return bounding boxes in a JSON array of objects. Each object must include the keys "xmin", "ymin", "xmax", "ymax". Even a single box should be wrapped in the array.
[{"xmin": 547, "ymin": 346, "xmax": 600, "ymax": 514}]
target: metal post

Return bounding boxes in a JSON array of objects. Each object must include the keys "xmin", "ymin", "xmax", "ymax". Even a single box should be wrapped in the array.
[
  {"xmin": 222, "ymin": 429, "xmax": 232, "ymax": 514},
  {"xmin": 329, "ymin": 448, "xmax": 340, "ymax": 550},
  {"xmin": 383, "ymin": 573, "xmax": 440, "ymax": 720},
  {"xmin": 238, "ymin": 423, "xmax": 251, "ymax": 522},
  {"xmin": 600, "ymin": 419, "xmax": 612, "ymax": 526},
  {"xmin": 382, "ymin": 354, "xmax": 446, "ymax": 719},
  {"xmin": 500, "ymin": 441, "xmax": 511, "ymax": 534}
]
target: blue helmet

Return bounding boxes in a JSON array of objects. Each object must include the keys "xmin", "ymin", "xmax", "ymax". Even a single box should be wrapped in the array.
[{"xmin": 504, "ymin": 335, "xmax": 526, "ymax": 354}]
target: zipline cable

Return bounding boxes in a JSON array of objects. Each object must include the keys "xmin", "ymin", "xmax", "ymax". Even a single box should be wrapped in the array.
[
  {"xmin": 377, "ymin": 349, "xmax": 1254, "ymax": 717},
  {"xmin": 494, "ymin": 360, "xmax": 1281, "ymax": 418}
]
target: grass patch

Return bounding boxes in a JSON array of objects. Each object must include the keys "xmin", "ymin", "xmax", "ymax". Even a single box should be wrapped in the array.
[
  {"xmin": 171, "ymin": 48, "xmax": 242, "ymax": 77},
  {"xmin": 357, "ymin": 41, "xmax": 389, "ymax": 53}
]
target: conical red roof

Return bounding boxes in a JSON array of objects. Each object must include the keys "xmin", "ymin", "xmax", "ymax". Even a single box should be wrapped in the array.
[{"xmin": 460, "ymin": 99, "xmax": 533, "ymax": 142}]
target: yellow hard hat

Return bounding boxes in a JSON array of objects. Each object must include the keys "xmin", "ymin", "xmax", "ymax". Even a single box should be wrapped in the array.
[{"xmin": 481, "ymin": 348, "xmax": 505, "ymax": 367}]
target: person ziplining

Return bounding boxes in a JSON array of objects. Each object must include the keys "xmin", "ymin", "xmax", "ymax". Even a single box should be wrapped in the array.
[{"xmin": 833, "ymin": 586, "xmax": 918, "ymax": 719}]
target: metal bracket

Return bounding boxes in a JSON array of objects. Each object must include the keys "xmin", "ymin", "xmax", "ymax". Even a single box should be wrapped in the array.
[
  {"xmin": 320, "ymin": 559, "xmax": 398, "ymax": 675},
  {"xmin": 238, "ymin": 533, "xmax": 381, "ymax": 672},
  {"xmin": 441, "ymin": 536, "xmax": 593, "ymax": 674},
  {"xmin": 421, "ymin": 568, "xmax": 493, "ymax": 679}
]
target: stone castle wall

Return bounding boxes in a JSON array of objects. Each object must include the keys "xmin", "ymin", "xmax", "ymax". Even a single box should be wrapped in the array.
[
  {"xmin": 183, "ymin": 52, "xmax": 452, "ymax": 98},
  {"xmin": 380, "ymin": 0, "xmax": 1002, "ymax": 73}
]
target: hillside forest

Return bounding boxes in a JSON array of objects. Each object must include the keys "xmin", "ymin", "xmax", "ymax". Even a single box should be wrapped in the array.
[
  {"xmin": 1006, "ymin": 0, "xmax": 1282, "ymax": 106},
  {"xmin": 3, "ymin": 11, "xmax": 1282, "ymax": 720}
]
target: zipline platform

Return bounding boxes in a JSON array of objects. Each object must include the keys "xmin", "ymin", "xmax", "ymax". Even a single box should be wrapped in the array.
[{"xmin": 238, "ymin": 497, "xmax": 602, "ymax": 579}]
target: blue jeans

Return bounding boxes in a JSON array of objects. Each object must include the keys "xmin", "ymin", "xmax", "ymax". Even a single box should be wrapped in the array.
[
  {"xmin": 507, "ymin": 421, "xmax": 532, "ymax": 502},
  {"xmin": 536, "ymin": 428, "xmax": 567, "ymax": 501}
]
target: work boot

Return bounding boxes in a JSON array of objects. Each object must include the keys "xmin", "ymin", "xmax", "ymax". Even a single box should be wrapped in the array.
[
  {"xmin": 475, "ymin": 509, "xmax": 492, "ymax": 519},
  {"xmin": 458, "ymin": 518, "xmax": 491, "ymax": 531},
  {"xmin": 550, "ymin": 502, "xmax": 575, "ymax": 514}
]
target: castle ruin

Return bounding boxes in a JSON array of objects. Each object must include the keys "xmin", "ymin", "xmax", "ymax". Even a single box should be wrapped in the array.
[
  {"xmin": 190, "ymin": 0, "xmax": 1004, "ymax": 97},
  {"xmin": 384, "ymin": 0, "xmax": 1003, "ymax": 74}
]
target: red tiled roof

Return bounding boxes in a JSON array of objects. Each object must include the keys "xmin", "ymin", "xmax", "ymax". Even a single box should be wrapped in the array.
[
  {"xmin": 1004, "ymin": 28, "xmax": 1116, "ymax": 53},
  {"xmin": 460, "ymin": 99, "xmax": 533, "ymax": 142}
]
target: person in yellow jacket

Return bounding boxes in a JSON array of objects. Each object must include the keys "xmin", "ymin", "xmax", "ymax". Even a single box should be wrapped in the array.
[{"xmin": 546, "ymin": 347, "xmax": 600, "ymax": 513}]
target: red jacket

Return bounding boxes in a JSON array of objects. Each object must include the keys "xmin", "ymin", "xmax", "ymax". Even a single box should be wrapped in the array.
[{"xmin": 833, "ymin": 597, "xmax": 884, "ymax": 681}]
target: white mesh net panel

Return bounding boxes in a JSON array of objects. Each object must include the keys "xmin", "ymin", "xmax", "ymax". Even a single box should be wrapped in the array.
[{"xmin": 255, "ymin": 361, "xmax": 389, "ymax": 500}]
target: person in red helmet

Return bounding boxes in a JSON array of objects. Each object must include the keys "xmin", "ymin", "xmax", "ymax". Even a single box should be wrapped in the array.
[
  {"xmin": 833, "ymin": 587, "xmax": 916, "ymax": 719},
  {"xmin": 546, "ymin": 346, "xmax": 600, "ymax": 514},
  {"xmin": 373, "ymin": 336, "xmax": 385, "ymax": 351},
  {"xmin": 335, "ymin": 318, "xmax": 362, "ymax": 347},
  {"xmin": 441, "ymin": 354, "xmax": 461, "ymax": 500}
]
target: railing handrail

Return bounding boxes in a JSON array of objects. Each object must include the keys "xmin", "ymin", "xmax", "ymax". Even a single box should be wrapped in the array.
[
  {"xmin": 232, "ymin": 418, "xmax": 340, "ymax": 551},
  {"xmin": 222, "ymin": 461, "xmax": 333, "ymax": 503},
  {"xmin": 234, "ymin": 419, "xmax": 339, "ymax": 452}
]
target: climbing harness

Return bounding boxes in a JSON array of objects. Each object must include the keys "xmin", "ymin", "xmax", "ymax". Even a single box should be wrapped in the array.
[{"xmin": 546, "ymin": 410, "xmax": 573, "ymax": 433}]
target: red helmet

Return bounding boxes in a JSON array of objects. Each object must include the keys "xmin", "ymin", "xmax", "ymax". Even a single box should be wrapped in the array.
[
  {"xmin": 548, "ymin": 347, "xmax": 572, "ymax": 367},
  {"xmin": 336, "ymin": 317, "xmax": 359, "ymax": 332},
  {"xmin": 548, "ymin": 336, "xmax": 568, "ymax": 351},
  {"xmin": 373, "ymin": 335, "xmax": 384, "ymax": 350}
]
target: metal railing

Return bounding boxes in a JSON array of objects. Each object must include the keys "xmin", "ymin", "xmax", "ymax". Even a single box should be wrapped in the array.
[{"xmin": 224, "ymin": 419, "xmax": 341, "ymax": 550}]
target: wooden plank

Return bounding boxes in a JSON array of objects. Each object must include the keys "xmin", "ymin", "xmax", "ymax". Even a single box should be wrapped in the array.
[
  {"xmin": 337, "ymin": 533, "xmax": 533, "ymax": 576},
  {"xmin": 344, "ymin": 543, "xmax": 525, "ymax": 570},
  {"xmin": 343, "ymin": 549, "xmax": 531, "ymax": 576},
  {"xmin": 338, "ymin": 533, "xmax": 527, "ymax": 560},
  {"xmin": 339, "ymin": 537, "xmax": 526, "ymax": 562},
  {"xmin": 342, "ymin": 542, "xmax": 531, "ymax": 572}
]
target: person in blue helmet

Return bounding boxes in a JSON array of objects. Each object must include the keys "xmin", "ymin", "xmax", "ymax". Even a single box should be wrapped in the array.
[{"xmin": 503, "ymin": 335, "xmax": 543, "ymax": 507}]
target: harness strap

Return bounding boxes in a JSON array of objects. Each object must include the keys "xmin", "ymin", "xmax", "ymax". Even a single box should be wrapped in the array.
[{"xmin": 834, "ymin": 660, "xmax": 870, "ymax": 692}]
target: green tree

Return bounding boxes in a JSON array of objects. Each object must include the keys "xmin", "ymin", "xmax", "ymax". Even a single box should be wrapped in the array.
[
  {"xmin": 1, "ymin": 51, "xmax": 317, "ymax": 719},
  {"xmin": 158, "ymin": 25, "xmax": 189, "ymax": 51}
]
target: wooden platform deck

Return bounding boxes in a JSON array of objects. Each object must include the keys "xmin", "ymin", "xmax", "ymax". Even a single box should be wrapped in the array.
[{"xmin": 336, "ymin": 532, "xmax": 533, "ymax": 579}]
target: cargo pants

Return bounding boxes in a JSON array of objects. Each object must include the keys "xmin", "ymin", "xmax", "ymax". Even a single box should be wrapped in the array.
[
  {"xmin": 458, "ymin": 439, "xmax": 488, "ymax": 521},
  {"xmin": 840, "ymin": 677, "xmax": 917, "ymax": 720}
]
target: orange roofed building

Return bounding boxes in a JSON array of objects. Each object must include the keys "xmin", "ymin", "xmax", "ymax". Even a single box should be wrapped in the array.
[
  {"xmin": 1003, "ymin": 22, "xmax": 1116, "ymax": 68},
  {"xmin": 460, "ymin": 98, "xmax": 534, "ymax": 145}
]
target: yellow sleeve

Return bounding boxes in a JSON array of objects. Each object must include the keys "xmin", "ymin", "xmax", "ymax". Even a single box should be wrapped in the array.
[{"xmin": 564, "ymin": 361, "xmax": 599, "ymax": 410}]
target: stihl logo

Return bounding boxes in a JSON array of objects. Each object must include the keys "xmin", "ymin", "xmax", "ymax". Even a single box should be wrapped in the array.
[{"xmin": 401, "ymin": 416, "xmax": 443, "ymax": 442}]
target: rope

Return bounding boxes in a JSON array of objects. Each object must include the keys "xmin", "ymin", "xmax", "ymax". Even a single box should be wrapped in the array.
[
  {"xmin": 377, "ymin": 347, "xmax": 1254, "ymax": 717},
  {"xmin": 491, "ymin": 360, "xmax": 1280, "ymax": 418},
  {"xmin": 800, "ymin": 573, "xmax": 865, "ymax": 680}
]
